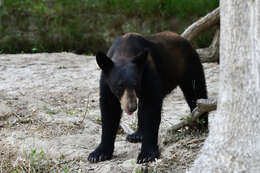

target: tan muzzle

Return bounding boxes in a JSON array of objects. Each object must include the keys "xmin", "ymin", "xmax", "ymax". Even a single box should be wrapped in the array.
[{"xmin": 120, "ymin": 89, "xmax": 137, "ymax": 115}]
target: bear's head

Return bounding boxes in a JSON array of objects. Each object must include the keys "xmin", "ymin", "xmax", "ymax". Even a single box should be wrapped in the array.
[{"xmin": 96, "ymin": 50, "xmax": 148, "ymax": 115}]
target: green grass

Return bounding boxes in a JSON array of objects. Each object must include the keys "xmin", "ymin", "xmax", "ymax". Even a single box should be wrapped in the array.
[
  {"xmin": 0, "ymin": 0, "xmax": 219, "ymax": 54},
  {"xmin": 42, "ymin": 105, "xmax": 57, "ymax": 115},
  {"xmin": 1, "ymin": 149, "xmax": 71, "ymax": 173},
  {"xmin": 66, "ymin": 110, "xmax": 74, "ymax": 116}
]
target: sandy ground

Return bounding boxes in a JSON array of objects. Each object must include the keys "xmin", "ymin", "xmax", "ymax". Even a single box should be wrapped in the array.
[{"xmin": 0, "ymin": 53, "xmax": 219, "ymax": 173}]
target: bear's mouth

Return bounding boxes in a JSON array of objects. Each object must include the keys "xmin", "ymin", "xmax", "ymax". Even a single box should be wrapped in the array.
[
  {"xmin": 126, "ymin": 110, "xmax": 134, "ymax": 115},
  {"xmin": 122, "ymin": 105, "xmax": 137, "ymax": 115}
]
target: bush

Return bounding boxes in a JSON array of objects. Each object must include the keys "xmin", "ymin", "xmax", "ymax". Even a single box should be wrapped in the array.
[{"xmin": 0, "ymin": 0, "xmax": 219, "ymax": 54}]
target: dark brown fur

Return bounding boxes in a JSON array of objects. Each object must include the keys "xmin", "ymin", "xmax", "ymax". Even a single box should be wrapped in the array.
[{"xmin": 88, "ymin": 31, "xmax": 207, "ymax": 164}]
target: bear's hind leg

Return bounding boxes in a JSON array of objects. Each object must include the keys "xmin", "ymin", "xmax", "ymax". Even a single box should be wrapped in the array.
[
  {"xmin": 179, "ymin": 80, "xmax": 198, "ymax": 112},
  {"xmin": 179, "ymin": 60, "xmax": 208, "ymax": 128}
]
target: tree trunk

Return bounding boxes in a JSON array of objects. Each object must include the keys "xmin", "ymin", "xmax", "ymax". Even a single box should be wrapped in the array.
[{"xmin": 188, "ymin": 0, "xmax": 260, "ymax": 172}]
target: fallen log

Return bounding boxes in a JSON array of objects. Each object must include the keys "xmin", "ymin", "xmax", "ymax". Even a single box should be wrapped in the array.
[{"xmin": 164, "ymin": 98, "xmax": 217, "ymax": 143}]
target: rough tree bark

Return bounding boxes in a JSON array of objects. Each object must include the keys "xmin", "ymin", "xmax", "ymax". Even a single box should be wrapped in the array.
[{"xmin": 188, "ymin": 0, "xmax": 260, "ymax": 172}]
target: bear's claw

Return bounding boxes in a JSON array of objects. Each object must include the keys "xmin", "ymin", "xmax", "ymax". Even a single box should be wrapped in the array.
[
  {"xmin": 88, "ymin": 148, "xmax": 113, "ymax": 163},
  {"xmin": 137, "ymin": 149, "xmax": 159, "ymax": 164}
]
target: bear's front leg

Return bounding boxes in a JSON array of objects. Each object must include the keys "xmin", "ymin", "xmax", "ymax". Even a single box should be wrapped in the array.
[
  {"xmin": 136, "ymin": 97, "xmax": 162, "ymax": 164},
  {"xmin": 126, "ymin": 100, "xmax": 144, "ymax": 143},
  {"xmin": 88, "ymin": 81, "xmax": 122, "ymax": 163}
]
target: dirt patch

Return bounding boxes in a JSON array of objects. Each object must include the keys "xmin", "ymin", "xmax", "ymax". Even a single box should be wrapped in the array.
[{"xmin": 0, "ymin": 53, "xmax": 219, "ymax": 172}]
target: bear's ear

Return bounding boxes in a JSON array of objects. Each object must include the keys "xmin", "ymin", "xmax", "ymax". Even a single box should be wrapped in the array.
[
  {"xmin": 132, "ymin": 49, "xmax": 148, "ymax": 67},
  {"xmin": 96, "ymin": 52, "xmax": 114, "ymax": 72}
]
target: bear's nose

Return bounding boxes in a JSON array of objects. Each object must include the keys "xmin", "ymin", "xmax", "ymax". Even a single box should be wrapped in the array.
[{"xmin": 128, "ymin": 103, "xmax": 137, "ymax": 113}]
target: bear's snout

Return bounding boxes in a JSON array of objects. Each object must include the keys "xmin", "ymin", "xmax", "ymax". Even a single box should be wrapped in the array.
[
  {"xmin": 120, "ymin": 89, "xmax": 137, "ymax": 115},
  {"xmin": 127, "ymin": 101, "xmax": 137, "ymax": 114}
]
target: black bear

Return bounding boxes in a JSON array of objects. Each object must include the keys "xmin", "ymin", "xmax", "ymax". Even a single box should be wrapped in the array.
[{"xmin": 88, "ymin": 31, "xmax": 207, "ymax": 164}]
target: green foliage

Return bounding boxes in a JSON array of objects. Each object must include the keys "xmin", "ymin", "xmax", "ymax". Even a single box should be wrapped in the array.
[
  {"xmin": 42, "ymin": 105, "xmax": 58, "ymax": 115},
  {"xmin": 66, "ymin": 110, "xmax": 74, "ymax": 116},
  {"xmin": 27, "ymin": 149, "xmax": 50, "ymax": 172},
  {"xmin": 90, "ymin": 0, "xmax": 218, "ymax": 18},
  {"xmin": 134, "ymin": 166, "xmax": 158, "ymax": 173},
  {"xmin": 0, "ymin": 0, "xmax": 219, "ymax": 53},
  {"xmin": 193, "ymin": 27, "xmax": 218, "ymax": 48}
]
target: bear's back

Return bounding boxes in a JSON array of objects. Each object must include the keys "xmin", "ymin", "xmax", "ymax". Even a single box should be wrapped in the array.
[
  {"xmin": 107, "ymin": 32, "xmax": 199, "ymax": 91},
  {"xmin": 145, "ymin": 32, "xmax": 197, "ymax": 89}
]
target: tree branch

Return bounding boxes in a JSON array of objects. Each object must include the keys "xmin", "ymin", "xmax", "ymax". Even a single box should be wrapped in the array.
[
  {"xmin": 197, "ymin": 29, "xmax": 220, "ymax": 62},
  {"xmin": 180, "ymin": 7, "xmax": 220, "ymax": 62},
  {"xmin": 181, "ymin": 7, "xmax": 220, "ymax": 42}
]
